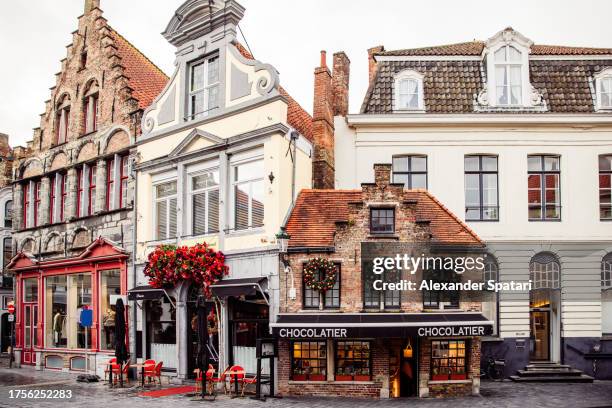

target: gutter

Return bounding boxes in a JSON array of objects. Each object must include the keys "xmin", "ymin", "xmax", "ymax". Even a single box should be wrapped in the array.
[{"xmin": 130, "ymin": 148, "xmax": 138, "ymax": 364}]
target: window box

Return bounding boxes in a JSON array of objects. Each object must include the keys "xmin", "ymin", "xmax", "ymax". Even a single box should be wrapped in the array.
[
  {"xmin": 335, "ymin": 375, "xmax": 353, "ymax": 381},
  {"xmin": 432, "ymin": 374, "xmax": 448, "ymax": 381},
  {"xmin": 291, "ymin": 374, "xmax": 307, "ymax": 381},
  {"xmin": 354, "ymin": 375, "xmax": 371, "ymax": 382},
  {"xmin": 450, "ymin": 373, "xmax": 467, "ymax": 381},
  {"xmin": 309, "ymin": 374, "xmax": 326, "ymax": 381}
]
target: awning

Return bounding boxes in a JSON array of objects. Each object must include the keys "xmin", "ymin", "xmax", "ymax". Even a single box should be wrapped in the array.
[
  {"xmin": 271, "ymin": 312, "xmax": 493, "ymax": 339},
  {"xmin": 210, "ymin": 277, "xmax": 267, "ymax": 301},
  {"xmin": 127, "ymin": 285, "xmax": 166, "ymax": 301}
]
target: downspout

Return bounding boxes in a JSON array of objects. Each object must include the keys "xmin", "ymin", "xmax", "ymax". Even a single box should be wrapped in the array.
[
  {"xmin": 129, "ymin": 149, "xmax": 138, "ymax": 364},
  {"xmin": 290, "ymin": 130, "xmax": 299, "ymax": 202}
]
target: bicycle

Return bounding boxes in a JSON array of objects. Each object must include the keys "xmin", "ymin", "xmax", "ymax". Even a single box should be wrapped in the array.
[{"xmin": 481, "ymin": 357, "xmax": 505, "ymax": 381}]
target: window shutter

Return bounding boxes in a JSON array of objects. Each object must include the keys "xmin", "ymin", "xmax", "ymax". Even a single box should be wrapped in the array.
[
  {"xmin": 156, "ymin": 200, "xmax": 167, "ymax": 239},
  {"xmin": 192, "ymin": 192, "xmax": 207, "ymax": 235},
  {"xmin": 208, "ymin": 189, "xmax": 219, "ymax": 233},
  {"xmin": 169, "ymin": 197, "xmax": 177, "ymax": 238}
]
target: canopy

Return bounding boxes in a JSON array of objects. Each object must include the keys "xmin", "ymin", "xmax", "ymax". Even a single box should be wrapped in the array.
[
  {"xmin": 210, "ymin": 277, "xmax": 267, "ymax": 299},
  {"xmin": 127, "ymin": 285, "xmax": 166, "ymax": 301}
]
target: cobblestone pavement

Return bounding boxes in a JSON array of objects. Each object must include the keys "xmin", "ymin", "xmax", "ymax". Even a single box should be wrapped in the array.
[{"xmin": 1, "ymin": 368, "xmax": 612, "ymax": 408}]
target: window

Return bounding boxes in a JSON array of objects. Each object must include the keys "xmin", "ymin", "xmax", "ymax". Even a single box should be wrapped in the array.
[
  {"xmin": 370, "ymin": 208, "xmax": 394, "ymax": 234},
  {"xmin": 49, "ymin": 177, "xmax": 56, "ymax": 224},
  {"xmin": 82, "ymin": 81, "xmax": 99, "ymax": 134},
  {"xmin": 190, "ymin": 170, "xmax": 220, "ymax": 235},
  {"xmin": 528, "ymin": 155, "xmax": 561, "ymax": 221},
  {"xmin": 60, "ymin": 173, "xmax": 67, "ymax": 222},
  {"xmin": 291, "ymin": 341, "xmax": 327, "ymax": 381},
  {"xmin": 33, "ymin": 181, "xmax": 41, "ymax": 227},
  {"xmin": 3, "ymin": 238, "xmax": 12, "ymax": 267},
  {"xmin": 603, "ymin": 253, "xmax": 612, "ymax": 334},
  {"xmin": 4, "ymin": 200, "xmax": 12, "ymax": 228},
  {"xmin": 392, "ymin": 155, "xmax": 427, "ymax": 189},
  {"xmin": 494, "ymin": 45, "xmax": 522, "ymax": 106},
  {"xmin": 600, "ymin": 155, "xmax": 612, "ymax": 220},
  {"xmin": 303, "ymin": 265, "xmax": 340, "ymax": 309},
  {"xmin": 22, "ymin": 183, "xmax": 29, "ymax": 229},
  {"xmin": 119, "ymin": 155, "xmax": 128, "ymax": 208},
  {"xmin": 363, "ymin": 261, "xmax": 400, "ymax": 309},
  {"xmin": 335, "ymin": 341, "xmax": 371, "ymax": 381},
  {"xmin": 530, "ymin": 253, "xmax": 560, "ymax": 289},
  {"xmin": 45, "ymin": 273, "xmax": 92, "ymax": 349},
  {"xmin": 106, "ymin": 158, "xmax": 114, "ymax": 211},
  {"xmin": 596, "ymin": 70, "xmax": 612, "ymax": 110},
  {"xmin": 77, "ymin": 167, "xmax": 84, "ymax": 217},
  {"xmin": 100, "ymin": 269, "xmax": 121, "ymax": 350},
  {"xmin": 232, "ymin": 159, "xmax": 264, "ymax": 231},
  {"xmin": 482, "ymin": 256, "xmax": 499, "ymax": 336},
  {"xmin": 148, "ymin": 297, "xmax": 176, "ymax": 368},
  {"xmin": 465, "ymin": 155, "xmax": 499, "ymax": 221},
  {"xmin": 431, "ymin": 340, "xmax": 467, "ymax": 380},
  {"xmin": 188, "ymin": 55, "xmax": 220, "ymax": 120},
  {"xmin": 80, "ymin": 51, "xmax": 87, "ymax": 69},
  {"xmin": 394, "ymin": 70, "xmax": 424, "ymax": 111},
  {"xmin": 88, "ymin": 164, "xmax": 96, "ymax": 215},
  {"xmin": 23, "ymin": 278, "xmax": 38, "ymax": 302},
  {"xmin": 55, "ymin": 95, "xmax": 70, "ymax": 145},
  {"xmin": 154, "ymin": 181, "xmax": 177, "ymax": 240},
  {"xmin": 423, "ymin": 269, "xmax": 460, "ymax": 309}
]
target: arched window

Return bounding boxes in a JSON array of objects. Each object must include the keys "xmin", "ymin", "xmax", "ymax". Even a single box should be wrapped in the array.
[
  {"xmin": 55, "ymin": 94, "xmax": 71, "ymax": 145},
  {"xmin": 595, "ymin": 69, "xmax": 612, "ymax": 111},
  {"xmin": 603, "ymin": 253, "xmax": 612, "ymax": 289},
  {"xmin": 529, "ymin": 252, "xmax": 560, "ymax": 289},
  {"xmin": 4, "ymin": 200, "xmax": 12, "ymax": 228},
  {"xmin": 394, "ymin": 70, "xmax": 424, "ymax": 111},
  {"xmin": 494, "ymin": 45, "xmax": 523, "ymax": 106},
  {"xmin": 82, "ymin": 80, "xmax": 99, "ymax": 135},
  {"xmin": 483, "ymin": 255, "xmax": 499, "ymax": 284}
]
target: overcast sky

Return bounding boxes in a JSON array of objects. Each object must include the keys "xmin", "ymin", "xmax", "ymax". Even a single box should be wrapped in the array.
[{"xmin": 1, "ymin": 0, "xmax": 611, "ymax": 147}]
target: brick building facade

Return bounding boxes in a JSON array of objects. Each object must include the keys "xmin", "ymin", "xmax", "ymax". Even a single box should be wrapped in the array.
[
  {"xmin": 273, "ymin": 164, "xmax": 491, "ymax": 398},
  {"xmin": 7, "ymin": 0, "xmax": 166, "ymax": 372}
]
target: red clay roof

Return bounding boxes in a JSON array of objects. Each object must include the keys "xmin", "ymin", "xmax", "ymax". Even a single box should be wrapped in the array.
[
  {"xmin": 110, "ymin": 28, "xmax": 169, "ymax": 111},
  {"xmin": 378, "ymin": 41, "xmax": 612, "ymax": 57},
  {"xmin": 234, "ymin": 43, "xmax": 313, "ymax": 141},
  {"xmin": 286, "ymin": 189, "xmax": 482, "ymax": 248}
]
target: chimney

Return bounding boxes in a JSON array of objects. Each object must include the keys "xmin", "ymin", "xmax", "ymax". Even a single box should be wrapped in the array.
[
  {"xmin": 332, "ymin": 52, "xmax": 350, "ymax": 116},
  {"xmin": 84, "ymin": 0, "xmax": 100, "ymax": 14},
  {"xmin": 312, "ymin": 50, "xmax": 335, "ymax": 189},
  {"xmin": 367, "ymin": 45, "xmax": 384, "ymax": 83},
  {"xmin": 373, "ymin": 163, "xmax": 392, "ymax": 188}
]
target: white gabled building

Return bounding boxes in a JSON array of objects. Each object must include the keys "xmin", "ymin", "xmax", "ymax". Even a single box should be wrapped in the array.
[{"xmin": 326, "ymin": 28, "xmax": 612, "ymax": 379}]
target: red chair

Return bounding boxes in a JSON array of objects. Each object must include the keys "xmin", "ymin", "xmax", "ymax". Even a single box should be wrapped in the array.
[
  {"xmin": 211, "ymin": 366, "xmax": 231, "ymax": 394},
  {"xmin": 104, "ymin": 358, "xmax": 117, "ymax": 382},
  {"xmin": 194, "ymin": 365, "xmax": 216, "ymax": 394},
  {"xmin": 228, "ymin": 365, "xmax": 246, "ymax": 395},
  {"xmin": 142, "ymin": 359, "xmax": 156, "ymax": 384},
  {"xmin": 144, "ymin": 361, "xmax": 163, "ymax": 386},
  {"xmin": 241, "ymin": 374, "xmax": 258, "ymax": 397},
  {"xmin": 111, "ymin": 361, "xmax": 130, "ymax": 385}
]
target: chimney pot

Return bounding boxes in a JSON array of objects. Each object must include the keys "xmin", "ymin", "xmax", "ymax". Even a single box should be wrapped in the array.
[
  {"xmin": 320, "ymin": 50, "xmax": 327, "ymax": 68},
  {"xmin": 367, "ymin": 45, "xmax": 384, "ymax": 83}
]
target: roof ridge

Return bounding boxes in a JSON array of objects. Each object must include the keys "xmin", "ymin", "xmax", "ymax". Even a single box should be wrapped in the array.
[
  {"xmin": 380, "ymin": 40, "xmax": 483, "ymax": 54},
  {"xmin": 107, "ymin": 25, "xmax": 169, "ymax": 79},
  {"xmin": 419, "ymin": 190, "xmax": 483, "ymax": 244}
]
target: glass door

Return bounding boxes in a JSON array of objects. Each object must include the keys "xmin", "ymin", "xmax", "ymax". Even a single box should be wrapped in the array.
[
  {"xmin": 530, "ymin": 310, "xmax": 550, "ymax": 361},
  {"xmin": 22, "ymin": 304, "xmax": 38, "ymax": 365}
]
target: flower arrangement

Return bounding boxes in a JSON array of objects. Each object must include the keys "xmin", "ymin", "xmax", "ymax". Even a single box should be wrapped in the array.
[
  {"xmin": 303, "ymin": 257, "xmax": 337, "ymax": 292},
  {"xmin": 143, "ymin": 243, "xmax": 228, "ymax": 297}
]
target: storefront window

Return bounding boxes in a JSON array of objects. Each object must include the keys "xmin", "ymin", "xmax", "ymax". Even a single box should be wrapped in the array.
[
  {"xmin": 291, "ymin": 341, "xmax": 327, "ymax": 381},
  {"xmin": 431, "ymin": 340, "xmax": 467, "ymax": 380},
  {"xmin": 23, "ymin": 278, "xmax": 38, "ymax": 302},
  {"xmin": 148, "ymin": 296, "xmax": 177, "ymax": 369},
  {"xmin": 100, "ymin": 270, "xmax": 121, "ymax": 350},
  {"xmin": 45, "ymin": 274, "xmax": 92, "ymax": 349},
  {"xmin": 335, "ymin": 341, "xmax": 371, "ymax": 381}
]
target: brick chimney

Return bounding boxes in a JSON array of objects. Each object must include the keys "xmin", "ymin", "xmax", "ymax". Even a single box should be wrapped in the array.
[
  {"xmin": 312, "ymin": 50, "xmax": 335, "ymax": 189},
  {"xmin": 367, "ymin": 45, "xmax": 384, "ymax": 83},
  {"xmin": 332, "ymin": 52, "xmax": 350, "ymax": 117},
  {"xmin": 84, "ymin": 0, "xmax": 100, "ymax": 14},
  {"xmin": 373, "ymin": 163, "xmax": 392, "ymax": 188}
]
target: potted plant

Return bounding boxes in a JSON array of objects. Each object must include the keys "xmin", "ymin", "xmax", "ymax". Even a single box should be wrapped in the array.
[
  {"xmin": 450, "ymin": 369, "xmax": 467, "ymax": 380},
  {"xmin": 431, "ymin": 368, "xmax": 448, "ymax": 381},
  {"xmin": 292, "ymin": 368, "xmax": 306, "ymax": 381},
  {"xmin": 335, "ymin": 368, "xmax": 352, "ymax": 381},
  {"xmin": 309, "ymin": 373, "xmax": 326, "ymax": 381}
]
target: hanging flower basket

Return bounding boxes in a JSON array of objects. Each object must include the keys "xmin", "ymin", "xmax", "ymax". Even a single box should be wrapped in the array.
[
  {"xmin": 303, "ymin": 257, "xmax": 337, "ymax": 292},
  {"xmin": 143, "ymin": 243, "xmax": 229, "ymax": 297}
]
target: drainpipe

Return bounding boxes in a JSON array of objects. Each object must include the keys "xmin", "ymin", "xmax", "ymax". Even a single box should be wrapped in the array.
[
  {"xmin": 129, "ymin": 151, "xmax": 138, "ymax": 364},
  {"xmin": 289, "ymin": 130, "xmax": 299, "ymax": 203}
]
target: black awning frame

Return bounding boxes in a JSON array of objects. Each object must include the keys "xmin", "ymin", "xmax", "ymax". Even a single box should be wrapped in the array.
[
  {"xmin": 211, "ymin": 278, "xmax": 269, "ymax": 305},
  {"xmin": 128, "ymin": 286, "xmax": 175, "ymax": 308}
]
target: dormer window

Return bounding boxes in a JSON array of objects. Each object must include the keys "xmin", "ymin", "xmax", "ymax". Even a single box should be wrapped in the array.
[
  {"xmin": 494, "ymin": 45, "xmax": 523, "ymax": 106},
  {"xmin": 188, "ymin": 54, "xmax": 220, "ymax": 120},
  {"xmin": 595, "ymin": 69, "xmax": 612, "ymax": 111},
  {"xmin": 55, "ymin": 94, "xmax": 71, "ymax": 145},
  {"xmin": 82, "ymin": 80, "xmax": 99, "ymax": 135},
  {"xmin": 394, "ymin": 70, "xmax": 424, "ymax": 111}
]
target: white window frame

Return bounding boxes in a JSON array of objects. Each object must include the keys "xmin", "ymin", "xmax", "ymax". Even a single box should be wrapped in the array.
[
  {"xmin": 595, "ymin": 68, "xmax": 612, "ymax": 111},
  {"xmin": 153, "ymin": 179, "xmax": 178, "ymax": 241},
  {"xmin": 603, "ymin": 254, "xmax": 612, "ymax": 289},
  {"xmin": 393, "ymin": 69, "xmax": 425, "ymax": 112},
  {"xmin": 187, "ymin": 54, "xmax": 220, "ymax": 120},
  {"xmin": 486, "ymin": 40, "xmax": 532, "ymax": 108},
  {"xmin": 230, "ymin": 155, "xmax": 265, "ymax": 232},
  {"xmin": 187, "ymin": 167, "xmax": 220, "ymax": 236}
]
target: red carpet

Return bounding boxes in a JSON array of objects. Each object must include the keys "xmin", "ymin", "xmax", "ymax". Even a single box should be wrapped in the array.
[{"xmin": 138, "ymin": 386, "xmax": 196, "ymax": 398}]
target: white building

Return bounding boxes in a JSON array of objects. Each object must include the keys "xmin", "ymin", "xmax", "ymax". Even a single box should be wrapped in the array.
[{"xmin": 330, "ymin": 28, "xmax": 612, "ymax": 379}]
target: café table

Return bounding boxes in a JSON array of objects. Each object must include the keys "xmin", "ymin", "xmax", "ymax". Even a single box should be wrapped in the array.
[
  {"xmin": 133, "ymin": 362, "xmax": 156, "ymax": 388},
  {"xmin": 227, "ymin": 368, "xmax": 245, "ymax": 398}
]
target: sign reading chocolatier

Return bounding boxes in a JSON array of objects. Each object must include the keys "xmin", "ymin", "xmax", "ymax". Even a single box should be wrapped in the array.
[{"xmin": 273, "ymin": 324, "xmax": 491, "ymax": 338}]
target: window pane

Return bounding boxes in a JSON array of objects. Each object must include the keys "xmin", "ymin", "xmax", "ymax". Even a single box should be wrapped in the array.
[
  {"xmin": 482, "ymin": 174, "xmax": 498, "ymax": 206},
  {"xmin": 156, "ymin": 182, "xmax": 176, "ymax": 198},
  {"xmin": 464, "ymin": 156, "xmax": 479, "ymax": 172},
  {"xmin": 410, "ymin": 174, "xmax": 427, "ymax": 189},
  {"xmin": 191, "ymin": 92, "xmax": 204, "ymax": 117},
  {"xmin": 544, "ymin": 156, "xmax": 560, "ymax": 171},
  {"xmin": 411, "ymin": 156, "xmax": 427, "ymax": 172},
  {"xmin": 235, "ymin": 184, "xmax": 250, "ymax": 230},
  {"xmin": 252, "ymin": 180, "xmax": 265, "ymax": 228},
  {"xmin": 208, "ymin": 85, "xmax": 219, "ymax": 111},
  {"xmin": 494, "ymin": 47, "xmax": 506, "ymax": 62},
  {"xmin": 511, "ymin": 85, "xmax": 522, "ymax": 105},
  {"xmin": 190, "ymin": 62, "xmax": 205, "ymax": 91},
  {"xmin": 392, "ymin": 157, "xmax": 409, "ymax": 172},
  {"xmin": 528, "ymin": 156, "xmax": 542, "ymax": 171},
  {"xmin": 599, "ymin": 155, "xmax": 612, "ymax": 172},
  {"xmin": 508, "ymin": 46, "xmax": 522, "ymax": 62},
  {"xmin": 464, "ymin": 174, "xmax": 480, "ymax": 206},
  {"xmin": 600, "ymin": 188, "xmax": 611, "ymax": 205},
  {"xmin": 496, "ymin": 66, "xmax": 508, "ymax": 87},
  {"xmin": 46, "ymin": 275, "xmax": 67, "ymax": 349},
  {"xmin": 482, "ymin": 156, "xmax": 498, "ymax": 171},
  {"xmin": 465, "ymin": 208, "xmax": 480, "ymax": 220},
  {"xmin": 235, "ymin": 160, "xmax": 264, "ymax": 182},
  {"xmin": 100, "ymin": 270, "xmax": 120, "ymax": 350},
  {"xmin": 24, "ymin": 278, "xmax": 38, "ymax": 302},
  {"xmin": 208, "ymin": 56, "xmax": 219, "ymax": 84}
]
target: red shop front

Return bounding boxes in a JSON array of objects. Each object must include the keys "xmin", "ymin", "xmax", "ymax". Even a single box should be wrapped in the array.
[{"xmin": 7, "ymin": 238, "xmax": 128, "ymax": 372}]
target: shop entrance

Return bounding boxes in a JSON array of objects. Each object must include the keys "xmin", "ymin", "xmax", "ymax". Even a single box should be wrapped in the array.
[
  {"xmin": 390, "ymin": 338, "xmax": 417, "ymax": 398},
  {"xmin": 529, "ymin": 289, "xmax": 559, "ymax": 361},
  {"xmin": 187, "ymin": 286, "xmax": 219, "ymax": 378},
  {"xmin": 22, "ymin": 304, "xmax": 37, "ymax": 365}
]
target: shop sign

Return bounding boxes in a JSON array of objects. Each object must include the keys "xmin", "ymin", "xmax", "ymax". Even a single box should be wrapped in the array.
[
  {"xmin": 278, "ymin": 328, "xmax": 348, "ymax": 338},
  {"xmin": 417, "ymin": 325, "xmax": 486, "ymax": 337}
]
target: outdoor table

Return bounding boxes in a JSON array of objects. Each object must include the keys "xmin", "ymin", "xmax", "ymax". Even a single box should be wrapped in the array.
[
  {"xmin": 99, "ymin": 361, "xmax": 117, "ymax": 387},
  {"xmin": 227, "ymin": 369, "xmax": 245, "ymax": 398},
  {"xmin": 133, "ymin": 363, "xmax": 156, "ymax": 388}
]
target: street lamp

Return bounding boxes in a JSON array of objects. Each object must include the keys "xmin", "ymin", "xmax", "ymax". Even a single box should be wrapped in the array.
[
  {"xmin": 276, "ymin": 227, "xmax": 296, "ymax": 300},
  {"xmin": 275, "ymin": 227, "xmax": 291, "ymax": 255}
]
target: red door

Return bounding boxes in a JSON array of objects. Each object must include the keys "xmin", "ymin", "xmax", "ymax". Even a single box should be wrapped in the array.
[{"xmin": 22, "ymin": 304, "xmax": 38, "ymax": 365}]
